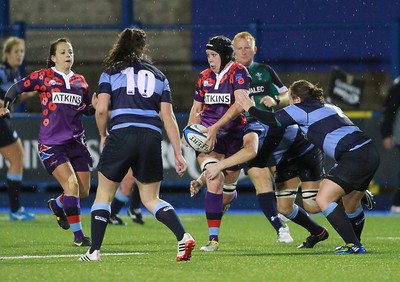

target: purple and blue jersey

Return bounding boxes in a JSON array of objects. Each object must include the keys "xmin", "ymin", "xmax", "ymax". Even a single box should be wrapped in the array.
[
  {"xmin": 12, "ymin": 67, "xmax": 90, "ymax": 145},
  {"xmin": 195, "ymin": 62, "xmax": 251, "ymax": 132},
  {"xmin": 98, "ymin": 61, "xmax": 171, "ymax": 135}
]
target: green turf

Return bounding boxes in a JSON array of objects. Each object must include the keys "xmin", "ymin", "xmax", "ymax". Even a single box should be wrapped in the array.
[{"xmin": 0, "ymin": 212, "xmax": 398, "ymax": 282}]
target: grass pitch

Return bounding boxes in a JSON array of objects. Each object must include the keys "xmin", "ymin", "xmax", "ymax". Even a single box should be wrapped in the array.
[{"xmin": 0, "ymin": 212, "xmax": 398, "ymax": 282}]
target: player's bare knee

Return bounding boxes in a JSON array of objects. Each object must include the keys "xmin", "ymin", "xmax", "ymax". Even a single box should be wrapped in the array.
[
  {"xmin": 200, "ymin": 157, "xmax": 219, "ymax": 171},
  {"xmin": 67, "ymin": 174, "xmax": 79, "ymax": 196},
  {"xmin": 276, "ymin": 189, "xmax": 297, "ymax": 215},
  {"xmin": 302, "ymin": 190, "xmax": 320, "ymax": 212},
  {"xmin": 79, "ymin": 188, "xmax": 90, "ymax": 199},
  {"xmin": 315, "ymin": 194, "xmax": 327, "ymax": 209}
]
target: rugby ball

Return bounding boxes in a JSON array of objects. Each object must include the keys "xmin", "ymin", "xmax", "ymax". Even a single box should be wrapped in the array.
[{"xmin": 183, "ymin": 124, "xmax": 212, "ymax": 153}]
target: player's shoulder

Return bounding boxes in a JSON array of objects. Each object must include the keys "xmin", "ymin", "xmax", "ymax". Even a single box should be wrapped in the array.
[
  {"xmin": 25, "ymin": 68, "xmax": 47, "ymax": 80},
  {"xmin": 140, "ymin": 60, "xmax": 167, "ymax": 80},
  {"xmin": 231, "ymin": 62, "xmax": 246, "ymax": 70},
  {"xmin": 73, "ymin": 72, "xmax": 86, "ymax": 81},
  {"xmin": 230, "ymin": 62, "xmax": 250, "ymax": 76},
  {"xmin": 251, "ymin": 61, "xmax": 273, "ymax": 71},
  {"xmin": 199, "ymin": 68, "xmax": 213, "ymax": 78}
]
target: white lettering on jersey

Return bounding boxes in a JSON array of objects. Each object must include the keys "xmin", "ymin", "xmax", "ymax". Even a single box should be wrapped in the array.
[
  {"xmin": 249, "ymin": 85, "xmax": 265, "ymax": 94},
  {"xmin": 52, "ymin": 92, "xmax": 82, "ymax": 106},
  {"xmin": 204, "ymin": 93, "xmax": 231, "ymax": 104}
]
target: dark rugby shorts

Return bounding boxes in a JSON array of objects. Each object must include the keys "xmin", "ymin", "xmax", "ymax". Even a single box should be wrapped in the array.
[
  {"xmin": 97, "ymin": 127, "xmax": 163, "ymax": 183},
  {"xmin": 211, "ymin": 130, "xmax": 244, "ymax": 171},
  {"xmin": 326, "ymin": 142, "xmax": 380, "ymax": 194},
  {"xmin": 275, "ymin": 146, "xmax": 325, "ymax": 183},
  {"xmin": 38, "ymin": 139, "xmax": 93, "ymax": 174},
  {"xmin": 0, "ymin": 117, "xmax": 19, "ymax": 148}
]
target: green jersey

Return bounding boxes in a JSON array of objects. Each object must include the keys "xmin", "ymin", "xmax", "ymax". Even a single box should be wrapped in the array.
[{"xmin": 246, "ymin": 62, "xmax": 287, "ymax": 113}]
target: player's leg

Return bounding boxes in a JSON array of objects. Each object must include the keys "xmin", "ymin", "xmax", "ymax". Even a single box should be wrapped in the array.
[
  {"xmin": 80, "ymin": 171, "xmax": 120, "ymax": 261},
  {"xmin": 128, "ymin": 182, "xmax": 145, "ymax": 224},
  {"xmin": 276, "ymin": 178, "xmax": 328, "ymax": 249},
  {"xmin": 108, "ymin": 184, "xmax": 129, "ymax": 225},
  {"xmin": 221, "ymin": 170, "xmax": 240, "ymax": 214},
  {"xmin": 342, "ymin": 192, "xmax": 366, "ymax": 243},
  {"xmin": 197, "ymin": 154, "xmax": 225, "ymax": 251},
  {"xmin": 52, "ymin": 162, "xmax": 90, "ymax": 246},
  {"xmin": 317, "ymin": 180, "xmax": 364, "ymax": 253},
  {"xmin": 248, "ymin": 166, "xmax": 292, "ymax": 243},
  {"xmin": 138, "ymin": 180, "xmax": 195, "ymax": 261},
  {"xmin": 109, "ymin": 170, "xmax": 134, "ymax": 225},
  {"xmin": 0, "ymin": 139, "xmax": 35, "ymax": 220}
]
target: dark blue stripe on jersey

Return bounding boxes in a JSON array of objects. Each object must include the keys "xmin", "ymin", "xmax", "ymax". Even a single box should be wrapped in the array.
[
  {"xmin": 110, "ymin": 114, "xmax": 162, "ymax": 134},
  {"xmin": 98, "ymin": 61, "xmax": 171, "ymax": 134},
  {"xmin": 335, "ymin": 132, "xmax": 371, "ymax": 159},
  {"xmin": 276, "ymin": 101, "xmax": 371, "ymax": 161},
  {"xmin": 111, "ymin": 122, "xmax": 162, "ymax": 134}
]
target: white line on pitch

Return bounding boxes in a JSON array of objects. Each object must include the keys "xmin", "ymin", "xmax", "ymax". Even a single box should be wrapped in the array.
[
  {"xmin": 375, "ymin": 237, "xmax": 400, "ymax": 240},
  {"xmin": 0, "ymin": 252, "xmax": 146, "ymax": 260}
]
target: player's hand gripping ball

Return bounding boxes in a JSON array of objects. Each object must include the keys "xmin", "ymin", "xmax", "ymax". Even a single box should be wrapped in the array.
[{"xmin": 183, "ymin": 124, "xmax": 212, "ymax": 153}]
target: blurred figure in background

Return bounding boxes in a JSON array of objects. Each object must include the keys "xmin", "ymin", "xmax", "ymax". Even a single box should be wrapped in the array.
[
  {"xmin": 380, "ymin": 76, "xmax": 400, "ymax": 214},
  {"xmin": 0, "ymin": 37, "xmax": 35, "ymax": 220}
]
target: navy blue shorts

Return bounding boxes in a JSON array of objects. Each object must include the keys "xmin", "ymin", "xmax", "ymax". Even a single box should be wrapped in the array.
[
  {"xmin": 97, "ymin": 127, "xmax": 163, "ymax": 183},
  {"xmin": 326, "ymin": 142, "xmax": 380, "ymax": 194},
  {"xmin": 275, "ymin": 146, "xmax": 325, "ymax": 183},
  {"xmin": 38, "ymin": 138, "xmax": 93, "ymax": 174},
  {"xmin": 0, "ymin": 117, "xmax": 19, "ymax": 148}
]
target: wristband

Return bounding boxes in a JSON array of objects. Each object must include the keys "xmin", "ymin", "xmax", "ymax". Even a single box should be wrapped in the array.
[{"xmin": 272, "ymin": 95, "xmax": 280, "ymax": 105}]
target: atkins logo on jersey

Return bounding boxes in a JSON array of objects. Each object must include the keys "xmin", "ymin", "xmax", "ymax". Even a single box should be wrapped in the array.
[
  {"xmin": 204, "ymin": 93, "xmax": 231, "ymax": 104},
  {"xmin": 52, "ymin": 92, "xmax": 82, "ymax": 106}
]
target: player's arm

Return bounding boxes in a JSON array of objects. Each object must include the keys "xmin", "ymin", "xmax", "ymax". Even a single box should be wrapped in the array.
[
  {"xmin": 0, "ymin": 83, "xmax": 23, "ymax": 116},
  {"xmin": 204, "ymin": 88, "xmax": 247, "ymax": 148},
  {"xmin": 15, "ymin": 91, "xmax": 37, "ymax": 104},
  {"xmin": 161, "ymin": 101, "xmax": 187, "ymax": 177},
  {"xmin": 205, "ymin": 131, "xmax": 258, "ymax": 180},
  {"xmin": 95, "ymin": 92, "xmax": 110, "ymax": 149},
  {"xmin": 237, "ymin": 91, "xmax": 278, "ymax": 126}
]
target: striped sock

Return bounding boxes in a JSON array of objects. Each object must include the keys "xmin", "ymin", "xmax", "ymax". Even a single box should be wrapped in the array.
[
  {"xmin": 63, "ymin": 195, "xmax": 84, "ymax": 240},
  {"xmin": 50, "ymin": 194, "xmax": 64, "ymax": 214},
  {"xmin": 205, "ymin": 191, "xmax": 223, "ymax": 242}
]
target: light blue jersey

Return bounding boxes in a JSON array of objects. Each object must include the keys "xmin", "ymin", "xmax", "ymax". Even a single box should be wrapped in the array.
[{"xmin": 98, "ymin": 61, "xmax": 172, "ymax": 135}]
